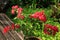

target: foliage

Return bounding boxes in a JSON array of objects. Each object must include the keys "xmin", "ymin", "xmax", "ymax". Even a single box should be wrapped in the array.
[
  {"xmin": 8, "ymin": 8, "xmax": 59, "ymax": 40},
  {"xmin": 5, "ymin": 0, "xmax": 60, "ymax": 40},
  {"xmin": 10, "ymin": 0, "xmax": 55, "ymax": 8}
]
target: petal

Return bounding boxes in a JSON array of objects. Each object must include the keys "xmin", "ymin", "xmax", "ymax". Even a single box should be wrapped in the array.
[
  {"xmin": 11, "ymin": 9, "xmax": 15, "ymax": 15},
  {"xmin": 39, "ymin": 15, "xmax": 46, "ymax": 22},
  {"xmin": 15, "ymin": 24, "xmax": 20, "ymax": 28},
  {"xmin": 3, "ymin": 28, "xmax": 7, "ymax": 34},
  {"xmin": 17, "ymin": 8, "xmax": 23, "ymax": 14},
  {"xmin": 11, "ymin": 23, "xmax": 15, "ymax": 30},
  {"xmin": 14, "ymin": 5, "xmax": 19, "ymax": 9},
  {"xmin": 12, "ymin": 6, "xmax": 15, "ymax": 9},
  {"xmin": 17, "ymin": 13, "xmax": 21, "ymax": 18}
]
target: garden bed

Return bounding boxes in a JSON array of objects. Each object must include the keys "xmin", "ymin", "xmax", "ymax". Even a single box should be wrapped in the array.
[
  {"xmin": 6, "ymin": 7, "xmax": 60, "ymax": 40},
  {"xmin": 0, "ymin": 0, "xmax": 60, "ymax": 40}
]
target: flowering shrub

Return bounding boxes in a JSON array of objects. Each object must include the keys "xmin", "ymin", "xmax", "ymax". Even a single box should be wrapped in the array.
[
  {"xmin": 3, "ymin": 26, "xmax": 10, "ymax": 34},
  {"xmin": 30, "ymin": 10, "xmax": 46, "ymax": 22},
  {"xmin": 11, "ymin": 5, "xmax": 24, "ymax": 19},
  {"xmin": 44, "ymin": 24, "xmax": 59, "ymax": 35},
  {"xmin": 6, "ymin": 4, "xmax": 60, "ymax": 40},
  {"xmin": 3, "ymin": 23, "xmax": 20, "ymax": 34}
]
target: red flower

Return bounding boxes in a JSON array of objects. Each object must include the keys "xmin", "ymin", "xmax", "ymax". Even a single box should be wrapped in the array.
[
  {"xmin": 39, "ymin": 15, "xmax": 46, "ymax": 22},
  {"xmin": 11, "ymin": 23, "xmax": 15, "ymax": 30},
  {"xmin": 44, "ymin": 29, "xmax": 50, "ymax": 35},
  {"xmin": 17, "ymin": 8, "xmax": 23, "ymax": 19},
  {"xmin": 15, "ymin": 24, "xmax": 20, "ymax": 28},
  {"xmin": 44, "ymin": 24, "xmax": 58, "ymax": 32},
  {"xmin": 3, "ymin": 24, "xmax": 20, "ymax": 34},
  {"xmin": 17, "ymin": 12, "xmax": 21, "ymax": 18},
  {"xmin": 12, "ymin": 6, "xmax": 15, "ymax": 9},
  {"xmin": 12, "ymin": 5, "xmax": 18, "ymax": 9},
  {"xmin": 11, "ymin": 5, "xmax": 19, "ymax": 15},
  {"xmin": 14, "ymin": 5, "xmax": 19, "ymax": 9},
  {"xmin": 3, "ymin": 26, "xmax": 10, "ymax": 34},
  {"xmin": 38, "ymin": 11, "xmax": 46, "ymax": 22},
  {"xmin": 44, "ymin": 24, "xmax": 59, "ymax": 35},
  {"xmin": 11, "ymin": 5, "xmax": 24, "ymax": 19},
  {"xmin": 17, "ymin": 8, "xmax": 23, "ymax": 14},
  {"xmin": 11, "ymin": 23, "xmax": 20, "ymax": 29},
  {"xmin": 11, "ymin": 9, "xmax": 15, "ymax": 15},
  {"xmin": 30, "ymin": 12, "xmax": 40, "ymax": 19},
  {"xmin": 30, "ymin": 10, "xmax": 46, "ymax": 22},
  {"xmin": 17, "ymin": 14, "xmax": 25, "ymax": 19},
  {"xmin": 29, "ymin": 15, "xmax": 37, "ymax": 19},
  {"xmin": 20, "ymin": 15, "xmax": 25, "ymax": 19}
]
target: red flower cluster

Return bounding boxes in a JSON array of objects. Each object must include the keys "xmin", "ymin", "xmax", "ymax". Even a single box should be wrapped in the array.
[
  {"xmin": 3, "ymin": 26, "xmax": 10, "ymax": 34},
  {"xmin": 44, "ymin": 24, "xmax": 59, "ymax": 35},
  {"xmin": 3, "ymin": 23, "xmax": 20, "ymax": 34},
  {"xmin": 11, "ymin": 5, "xmax": 19, "ymax": 14},
  {"xmin": 30, "ymin": 10, "xmax": 46, "ymax": 22},
  {"xmin": 11, "ymin": 5, "xmax": 24, "ymax": 19},
  {"xmin": 11, "ymin": 23, "xmax": 20, "ymax": 30}
]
